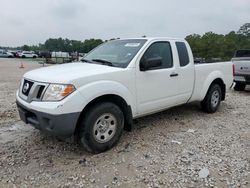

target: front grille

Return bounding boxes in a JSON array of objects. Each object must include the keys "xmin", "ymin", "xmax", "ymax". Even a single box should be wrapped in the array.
[
  {"xmin": 22, "ymin": 80, "xmax": 34, "ymax": 96},
  {"xmin": 36, "ymin": 85, "xmax": 45, "ymax": 99},
  {"xmin": 19, "ymin": 79, "xmax": 48, "ymax": 102}
]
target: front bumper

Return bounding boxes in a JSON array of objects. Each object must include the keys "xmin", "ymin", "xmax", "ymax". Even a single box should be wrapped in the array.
[{"xmin": 17, "ymin": 101, "xmax": 80, "ymax": 138}]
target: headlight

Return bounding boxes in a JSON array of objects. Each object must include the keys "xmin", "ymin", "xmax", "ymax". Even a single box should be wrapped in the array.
[{"xmin": 42, "ymin": 84, "xmax": 75, "ymax": 101}]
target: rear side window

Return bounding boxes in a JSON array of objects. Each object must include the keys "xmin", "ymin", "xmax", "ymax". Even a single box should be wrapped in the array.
[
  {"xmin": 141, "ymin": 42, "xmax": 173, "ymax": 70},
  {"xmin": 176, "ymin": 42, "xmax": 190, "ymax": 67}
]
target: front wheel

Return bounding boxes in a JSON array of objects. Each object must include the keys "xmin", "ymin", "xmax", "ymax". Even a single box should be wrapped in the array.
[
  {"xmin": 78, "ymin": 102, "xmax": 124, "ymax": 153},
  {"xmin": 201, "ymin": 84, "xmax": 222, "ymax": 113}
]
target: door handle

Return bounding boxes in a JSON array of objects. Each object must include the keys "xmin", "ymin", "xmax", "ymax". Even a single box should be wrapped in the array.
[{"xmin": 170, "ymin": 73, "xmax": 179, "ymax": 77}]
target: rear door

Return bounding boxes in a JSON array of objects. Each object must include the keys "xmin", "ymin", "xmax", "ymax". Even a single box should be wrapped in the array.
[
  {"xmin": 136, "ymin": 40, "xmax": 180, "ymax": 115},
  {"xmin": 174, "ymin": 41, "xmax": 195, "ymax": 101}
]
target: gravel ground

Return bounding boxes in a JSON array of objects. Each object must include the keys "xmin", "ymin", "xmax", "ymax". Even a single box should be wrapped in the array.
[{"xmin": 0, "ymin": 58, "xmax": 249, "ymax": 188}]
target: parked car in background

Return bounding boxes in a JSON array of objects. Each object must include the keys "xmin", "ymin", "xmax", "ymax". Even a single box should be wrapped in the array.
[
  {"xmin": 0, "ymin": 50, "xmax": 14, "ymax": 58},
  {"xmin": 15, "ymin": 51, "xmax": 22, "ymax": 57},
  {"xmin": 19, "ymin": 51, "xmax": 38, "ymax": 58},
  {"xmin": 7, "ymin": 50, "xmax": 17, "ymax": 57},
  {"xmin": 232, "ymin": 49, "xmax": 250, "ymax": 91},
  {"xmin": 194, "ymin": 57, "xmax": 206, "ymax": 64}
]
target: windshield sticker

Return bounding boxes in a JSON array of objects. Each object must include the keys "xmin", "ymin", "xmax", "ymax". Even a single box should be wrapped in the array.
[{"xmin": 125, "ymin": 43, "xmax": 141, "ymax": 47}]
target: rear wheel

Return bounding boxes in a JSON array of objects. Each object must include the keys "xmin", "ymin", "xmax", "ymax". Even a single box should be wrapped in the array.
[
  {"xmin": 201, "ymin": 84, "xmax": 222, "ymax": 113},
  {"xmin": 78, "ymin": 102, "xmax": 124, "ymax": 153},
  {"xmin": 234, "ymin": 82, "xmax": 245, "ymax": 91}
]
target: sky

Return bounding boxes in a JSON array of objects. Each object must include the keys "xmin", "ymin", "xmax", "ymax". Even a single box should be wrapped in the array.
[{"xmin": 0, "ymin": 0, "xmax": 249, "ymax": 47}]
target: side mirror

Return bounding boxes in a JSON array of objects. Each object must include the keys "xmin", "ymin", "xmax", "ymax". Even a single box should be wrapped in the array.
[{"xmin": 140, "ymin": 57, "xmax": 162, "ymax": 71}]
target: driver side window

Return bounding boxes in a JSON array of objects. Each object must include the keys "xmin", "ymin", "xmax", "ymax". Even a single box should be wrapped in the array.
[{"xmin": 140, "ymin": 42, "xmax": 173, "ymax": 70}]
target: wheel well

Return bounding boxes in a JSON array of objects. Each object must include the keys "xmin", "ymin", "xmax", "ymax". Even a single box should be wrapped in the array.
[
  {"xmin": 210, "ymin": 78, "xmax": 226, "ymax": 101},
  {"xmin": 75, "ymin": 94, "xmax": 133, "ymax": 135}
]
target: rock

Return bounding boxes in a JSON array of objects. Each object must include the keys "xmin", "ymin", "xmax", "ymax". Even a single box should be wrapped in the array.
[
  {"xmin": 67, "ymin": 176, "xmax": 78, "ymax": 181},
  {"xmin": 89, "ymin": 178, "xmax": 95, "ymax": 183},
  {"xmin": 171, "ymin": 140, "xmax": 182, "ymax": 145},
  {"xmin": 187, "ymin": 129, "xmax": 196, "ymax": 133},
  {"xmin": 199, "ymin": 168, "xmax": 209, "ymax": 178},
  {"xmin": 79, "ymin": 158, "xmax": 87, "ymax": 165}
]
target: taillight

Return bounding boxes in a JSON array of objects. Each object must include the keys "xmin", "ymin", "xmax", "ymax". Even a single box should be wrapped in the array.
[{"xmin": 232, "ymin": 64, "xmax": 235, "ymax": 77}]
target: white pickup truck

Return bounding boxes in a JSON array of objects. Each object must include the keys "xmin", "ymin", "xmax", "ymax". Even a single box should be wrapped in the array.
[
  {"xmin": 16, "ymin": 38, "xmax": 233, "ymax": 153},
  {"xmin": 232, "ymin": 50, "xmax": 250, "ymax": 91}
]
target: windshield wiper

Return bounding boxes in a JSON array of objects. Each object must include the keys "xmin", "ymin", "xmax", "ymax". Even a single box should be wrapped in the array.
[
  {"xmin": 92, "ymin": 59, "xmax": 114, "ymax": 67},
  {"xmin": 81, "ymin": 59, "xmax": 94, "ymax": 63}
]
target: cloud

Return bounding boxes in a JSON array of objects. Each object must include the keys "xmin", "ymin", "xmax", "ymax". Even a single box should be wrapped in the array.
[
  {"xmin": 48, "ymin": 0, "xmax": 86, "ymax": 20},
  {"xmin": 0, "ymin": 0, "xmax": 249, "ymax": 46}
]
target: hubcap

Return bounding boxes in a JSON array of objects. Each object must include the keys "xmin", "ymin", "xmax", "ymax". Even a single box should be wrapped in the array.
[
  {"xmin": 211, "ymin": 90, "xmax": 220, "ymax": 108},
  {"xmin": 93, "ymin": 113, "xmax": 117, "ymax": 143}
]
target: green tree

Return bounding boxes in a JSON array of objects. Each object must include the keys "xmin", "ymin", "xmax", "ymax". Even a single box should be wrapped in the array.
[
  {"xmin": 21, "ymin": 45, "xmax": 30, "ymax": 51},
  {"xmin": 185, "ymin": 34, "xmax": 202, "ymax": 57},
  {"xmin": 82, "ymin": 39, "xmax": 103, "ymax": 53},
  {"xmin": 237, "ymin": 23, "xmax": 250, "ymax": 36}
]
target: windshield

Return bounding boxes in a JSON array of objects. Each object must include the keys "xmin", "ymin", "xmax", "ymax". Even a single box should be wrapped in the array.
[{"xmin": 84, "ymin": 39, "xmax": 147, "ymax": 68}]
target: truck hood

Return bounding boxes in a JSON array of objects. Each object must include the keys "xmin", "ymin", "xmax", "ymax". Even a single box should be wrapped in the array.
[{"xmin": 24, "ymin": 62, "xmax": 123, "ymax": 84}]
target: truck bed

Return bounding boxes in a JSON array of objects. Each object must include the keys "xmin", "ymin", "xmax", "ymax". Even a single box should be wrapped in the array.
[{"xmin": 189, "ymin": 62, "xmax": 233, "ymax": 102}]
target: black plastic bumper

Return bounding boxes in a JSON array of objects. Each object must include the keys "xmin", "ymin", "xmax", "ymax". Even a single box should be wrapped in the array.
[
  {"xmin": 16, "ymin": 101, "xmax": 80, "ymax": 138},
  {"xmin": 234, "ymin": 74, "xmax": 250, "ymax": 84}
]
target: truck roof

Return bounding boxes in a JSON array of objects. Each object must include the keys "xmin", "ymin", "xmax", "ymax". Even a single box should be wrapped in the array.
[{"xmin": 117, "ymin": 37, "xmax": 186, "ymax": 42}]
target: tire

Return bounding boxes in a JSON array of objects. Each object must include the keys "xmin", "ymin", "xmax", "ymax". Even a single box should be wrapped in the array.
[
  {"xmin": 201, "ymin": 84, "xmax": 222, "ymax": 113},
  {"xmin": 22, "ymin": 55, "xmax": 25, "ymax": 58},
  {"xmin": 33, "ymin": 56, "xmax": 37, "ymax": 58},
  {"xmin": 234, "ymin": 82, "xmax": 245, "ymax": 91},
  {"xmin": 78, "ymin": 102, "xmax": 124, "ymax": 153}
]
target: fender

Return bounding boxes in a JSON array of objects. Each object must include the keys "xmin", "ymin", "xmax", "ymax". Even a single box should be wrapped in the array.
[
  {"xmin": 77, "ymin": 80, "xmax": 136, "ymax": 116},
  {"xmin": 199, "ymin": 70, "xmax": 224, "ymax": 100}
]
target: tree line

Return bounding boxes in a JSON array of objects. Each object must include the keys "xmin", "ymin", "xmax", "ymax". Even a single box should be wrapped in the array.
[
  {"xmin": 185, "ymin": 23, "xmax": 250, "ymax": 60},
  {"xmin": 19, "ymin": 38, "xmax": 104, "ymax": 54},
  {"xmin": 1, "ymin": 23, "xmax": 249, "ymax": 60}
]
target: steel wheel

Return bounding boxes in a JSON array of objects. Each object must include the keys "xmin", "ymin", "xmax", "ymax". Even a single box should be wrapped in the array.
[
  {"xmin": 93, "ymin": 113, "xmax": 117, "ymax": 143},
  {"xmin": 211, "ymin": 90, "xmax": 220, "ymax": 108}
]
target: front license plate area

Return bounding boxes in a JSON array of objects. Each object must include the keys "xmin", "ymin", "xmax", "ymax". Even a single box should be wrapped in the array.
[{"xmin": 18, "ymin": 107, "xmax": 28, "ymax": 123}]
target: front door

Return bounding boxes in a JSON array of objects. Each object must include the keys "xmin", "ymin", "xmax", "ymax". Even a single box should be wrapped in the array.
[{"xmin": 136, "ymin": 41, "xmax": 180, "ymax": 115}]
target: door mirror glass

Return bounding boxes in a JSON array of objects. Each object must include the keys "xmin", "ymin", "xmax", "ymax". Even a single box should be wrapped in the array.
[
  {"xmin": 139, "ymin": 42, "xmax": 173, "ymax": 71},
  {"xmin": 140, "ymin": 57, "xmax": 162, "ymax": 71}
]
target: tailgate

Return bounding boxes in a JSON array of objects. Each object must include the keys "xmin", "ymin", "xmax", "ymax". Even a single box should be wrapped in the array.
[{"xmin": 233, "ymin": 61, "xmax": 250, "ymax": 75}]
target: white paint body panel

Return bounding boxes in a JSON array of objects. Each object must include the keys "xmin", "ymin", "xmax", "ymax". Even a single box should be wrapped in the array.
[{"xmin": 16, "ymin": 37, "xmax": 233, "ymax": 119}]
